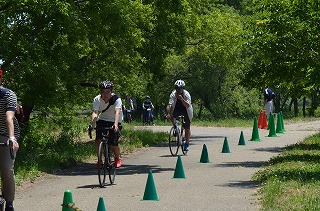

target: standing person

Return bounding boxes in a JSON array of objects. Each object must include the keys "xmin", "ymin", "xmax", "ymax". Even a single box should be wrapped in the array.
[
  {"xmin": 0, "ymin": 70, "xmax": 20, "ymax": 211},
  {"xmin": 142, "ymin": 96, "xmax": 155, "ymax": 125},
  {"xmin": 123, "ymin": 94, "xmax": 134, "ymax": 123},
  {"xmin": 264, "ymin": 87, "xmax": 275, "ymax": 119},
  {"xmin": 89, "ymin": 80, "xmax": 123, "ymax": 168},
  {"xmin": 167, "ymin": 80, "xmax": 193, "ymax": 151}
]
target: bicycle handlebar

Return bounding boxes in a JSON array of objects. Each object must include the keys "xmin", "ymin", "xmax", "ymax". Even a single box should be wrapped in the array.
[
  {"xmin": 175, "ymin": 115, "xmax": 185, "ymax": 124},
  {"xmin": 88, "ymin": 126, "xmax": 114, "ymax": 139}
]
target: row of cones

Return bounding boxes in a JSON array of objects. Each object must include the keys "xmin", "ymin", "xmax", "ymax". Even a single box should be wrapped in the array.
[
  {"xmin": 62, "ymin": 190, "xmax": 106, "ymax": 211},
  {"xmin": 143, "ymin": 137, "xmax": 245, "ymax": 201},
  {"xmin": 62, "ymin": 111, "xmax": 287, "ymax": 207},
  {"xmin": 251, "ymin": 111, "xmax": 286, "ymax": 141}
]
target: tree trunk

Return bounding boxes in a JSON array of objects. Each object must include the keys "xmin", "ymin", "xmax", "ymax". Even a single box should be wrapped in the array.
[
  {"xmin": 21, "ymin": 104, "xmax": 34, "ymax": 124},
  {"xmin": 274, "ymin": 93, "xmax": 280, "ymax": 113},
  {"xmin": 197, "ymin": 103, "xmax": 203, "ymax": 119},
  {"xmin": 293, "ymin": 98, "xmax": 298, "ymax": 117},
  {"xmin": 302, "ymin": 97, "xmax": 306, "ymax": 117}
]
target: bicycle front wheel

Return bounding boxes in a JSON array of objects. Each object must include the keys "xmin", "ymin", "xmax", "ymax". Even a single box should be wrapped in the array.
[
  {"xmin": 107, "ymin": 146, "xmax": 116, "ymax": 184},
  {"xmin": 169, "ymin": 126, "xmax": 180, "ymax": 156},
  {"xmin": 98, "ymin": 142, "xmax": 107, "ymax": 187}
]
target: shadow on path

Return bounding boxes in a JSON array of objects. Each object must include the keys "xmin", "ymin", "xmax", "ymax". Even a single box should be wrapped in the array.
[{"xmin": 215, "ymin": 161, "xmax": 267, "ymax": 168}]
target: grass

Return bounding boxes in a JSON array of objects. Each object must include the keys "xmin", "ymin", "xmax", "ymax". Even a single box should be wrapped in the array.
[{"xmin": 253, "ymin": 133, "xmax": 320, "ymax": 210}]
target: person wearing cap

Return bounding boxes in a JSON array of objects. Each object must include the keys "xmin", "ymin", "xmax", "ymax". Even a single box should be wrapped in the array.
[
  {"xmin": 167, "ymin": 79, "xmax": 193, "ymax": 151},
  {"xmin": 0, "ymin": 69, "xmax": 20, "ymax": 211}
]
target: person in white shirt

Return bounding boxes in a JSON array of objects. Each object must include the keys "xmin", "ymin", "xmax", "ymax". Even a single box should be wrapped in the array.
[
  {"xmin": 89, "ymin": 80, "xmax": 123, "ymax": 168},
  {"xmin": 167, "ymin": 80, "xmax": 193, "ymax": 151}
]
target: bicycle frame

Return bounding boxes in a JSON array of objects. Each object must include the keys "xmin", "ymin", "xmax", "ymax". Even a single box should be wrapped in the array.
[{"xmin": 169, "ymin": 115, "xmax": 186, "ymax": 156}]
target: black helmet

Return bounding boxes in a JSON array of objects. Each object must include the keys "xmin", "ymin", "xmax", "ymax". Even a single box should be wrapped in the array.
[
  {"xmin": 146, "ymin": 95, "xmax": 150, "ymax": 99},
  {"xmin": 99, "ymin": 80, "xmax": 114, "ymax": 90}
]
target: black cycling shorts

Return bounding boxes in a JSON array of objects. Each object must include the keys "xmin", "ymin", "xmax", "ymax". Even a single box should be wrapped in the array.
[
  {"xmin": 172, "ymin": 110, "xmax": 191, "ymax": 129},
  {"xmin": 95, "ymin": 120, "xmax": 122, "ymax": 146}
]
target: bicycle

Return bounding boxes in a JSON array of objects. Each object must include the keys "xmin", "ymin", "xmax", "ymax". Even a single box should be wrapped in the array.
[
  {"xmin": 143, "ymin": 108, "xmax": 154, "ymax": 125},
  {"xmin": 89, "ymin": 126, "xmax": 116, "ymax": 187},
  {"xmin": 0, "ymin": 140, "xmax": 15, "ymax": 211},
  {"xmin": 168, "ymin": 115, "xmax": 187, "ymax": 156},
  {"xmin": 124, "ymin": 109, "xmax": 132, "ymax": 124}
]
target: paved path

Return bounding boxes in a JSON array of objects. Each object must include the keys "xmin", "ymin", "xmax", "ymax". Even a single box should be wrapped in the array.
[{"xmin": 14, "ymin": 120, "xmax": 320, "ymax": 211}]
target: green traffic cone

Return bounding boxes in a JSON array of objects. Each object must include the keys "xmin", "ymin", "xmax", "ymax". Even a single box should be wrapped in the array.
[
  {"xmin": 62, "ymin": 190, "xmax": 74, "ymax": 211},
  {"xmin": 97, "ymin": 197, "xmax": 106, "ymax": 211},
  {"xmin": 267, "ymin": 114, "xmax": 277, "ymax": 137},
  {"xmin": 173, "ymin": 155, "xmax": 186, "ymax": 179},
  {"xmin": 249, "ymin": 117, "xmax": 261, "ymax": 141},
  {"xmin": 141, "ymin": 170, "xmax": 159, "ymax": 201},
  {"xmin": 276, "ymin": 113, "xmax": 284, "ymax": 133},
  {"xmin": 222, "ymin": 137, "xmax": 230, "ymax": 153},
  {"xmin": 280, "ymin": 112, "xmax": 286, "ymax": 132},
  {"xmin": 238, "ymin": 131, "xmax": 246, "ymax": 145},
  {"xmin": 200, "ymin": 144, "xmax": 210, "ymax": 163}
]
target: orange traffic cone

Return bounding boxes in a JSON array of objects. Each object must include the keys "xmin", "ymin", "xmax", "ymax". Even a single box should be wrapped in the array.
[
  {"xmin": 261, "ymin": 110, "xmax": 268, "ymax": 129},
  {"xmin": 258, "ymin": 109, "xmax": 263, "ymax": 129}
]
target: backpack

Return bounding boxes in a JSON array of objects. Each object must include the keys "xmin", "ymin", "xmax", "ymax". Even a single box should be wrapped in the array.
[{"xmin": 101, "ymin": 94, "xmax": 119, "ymax": 113}]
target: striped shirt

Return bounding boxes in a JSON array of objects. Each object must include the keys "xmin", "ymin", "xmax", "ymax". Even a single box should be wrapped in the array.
[{"xmin": 0, "ymin": 87, "xmax": 20, "ymax": 138}]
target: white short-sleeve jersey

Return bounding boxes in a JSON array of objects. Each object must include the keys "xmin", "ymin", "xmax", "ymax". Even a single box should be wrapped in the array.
[{"xmin": 92, "ymin": 94, "xmax": 123, "ymax": 123}]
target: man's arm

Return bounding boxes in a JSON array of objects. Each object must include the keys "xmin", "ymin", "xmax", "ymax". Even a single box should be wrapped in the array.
[
  {"xmin": 113, "ymin": 107, "xmax": 121, "ymax": 132},
  {"xmin": 6, "ymin": 110, "xmax": 19, "ymax": 151}
]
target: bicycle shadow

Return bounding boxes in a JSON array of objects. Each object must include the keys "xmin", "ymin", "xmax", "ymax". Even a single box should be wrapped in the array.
[{"xmin": 56, "ymin": 162, "xmax": 174, "ymax": 189}]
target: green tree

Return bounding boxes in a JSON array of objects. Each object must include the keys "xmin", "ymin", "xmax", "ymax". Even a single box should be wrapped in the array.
[{"xmin": 243, "ymin": 0, "xmax": 320, "ymax": 115}]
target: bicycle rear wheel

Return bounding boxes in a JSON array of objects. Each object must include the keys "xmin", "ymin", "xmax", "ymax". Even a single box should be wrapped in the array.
[
  {"xmin": 107, "ymin": 147, "xmax": 116, "ymax": 184},
  {"xmin": 169, "ymin": 126, "xmax": 180, "ymax": 156},
  {"xmin": 98, "ymin": 142, "xmax": 107, "ymax": 187}
]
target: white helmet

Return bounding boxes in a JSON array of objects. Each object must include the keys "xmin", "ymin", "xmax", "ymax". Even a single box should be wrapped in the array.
[{"xmin": 174, "ymin": 80, "xmax": 185, "ymax": 88}]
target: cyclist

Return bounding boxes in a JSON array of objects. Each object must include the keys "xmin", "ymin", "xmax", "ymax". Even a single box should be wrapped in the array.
[
  {"xmin": 123, "ymin": 94, "xmax": 134, "ymax": 123},
  {"xmin": 142, "ymin": 95, "xmax": 155, "ymax": 125},
  {"xmin": 166, "ymin": 80, "xmax": 193, "ymax": 151},
  {"xmin": 89, "ymin": 80, "xmax": 123, "ymax": 168},
  {"xmin": 0, "ymin": 69, "xmax": 20, "ymax": 211}
]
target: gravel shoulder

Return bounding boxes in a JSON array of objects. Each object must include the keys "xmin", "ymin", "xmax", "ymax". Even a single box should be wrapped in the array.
[{"xmin": 14, "ymin": 120, "xmax": 320, "ymax": 211}]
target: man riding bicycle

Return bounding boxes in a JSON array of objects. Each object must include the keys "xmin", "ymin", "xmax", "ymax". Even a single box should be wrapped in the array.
[
  {"xmin": 0, "ymin": 70, "xmax": 20, "ymax": 211},
  {"xmin": 167, "ymin": 80, "xmax": 193, "ymax": 151},
  {"xmin": 89, "ymin": 80, "xmax": 123, "ymax": 168},
  {"xmin": 142, "ymin": 95, "xmax": 155, "ymax": 125}
]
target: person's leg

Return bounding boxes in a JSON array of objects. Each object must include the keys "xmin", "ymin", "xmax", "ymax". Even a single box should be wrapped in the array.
[
  {"xmin": 111, "ymin": 146, "xmax": 120, "ymax": 159},
  {"xmin": 110, "ymin": 125, "xmax": 122, "ymax": 167},
  {"xmin": 265, "ymin": 101, "xmax": 272, "ymax": 119},
  {"xmin": 185, "ymin": 128, "xmax": 191, "ymax": 144},
  {"xmin": 0, "ymin": 136, "xmax": 15, "ymax": 208}
]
